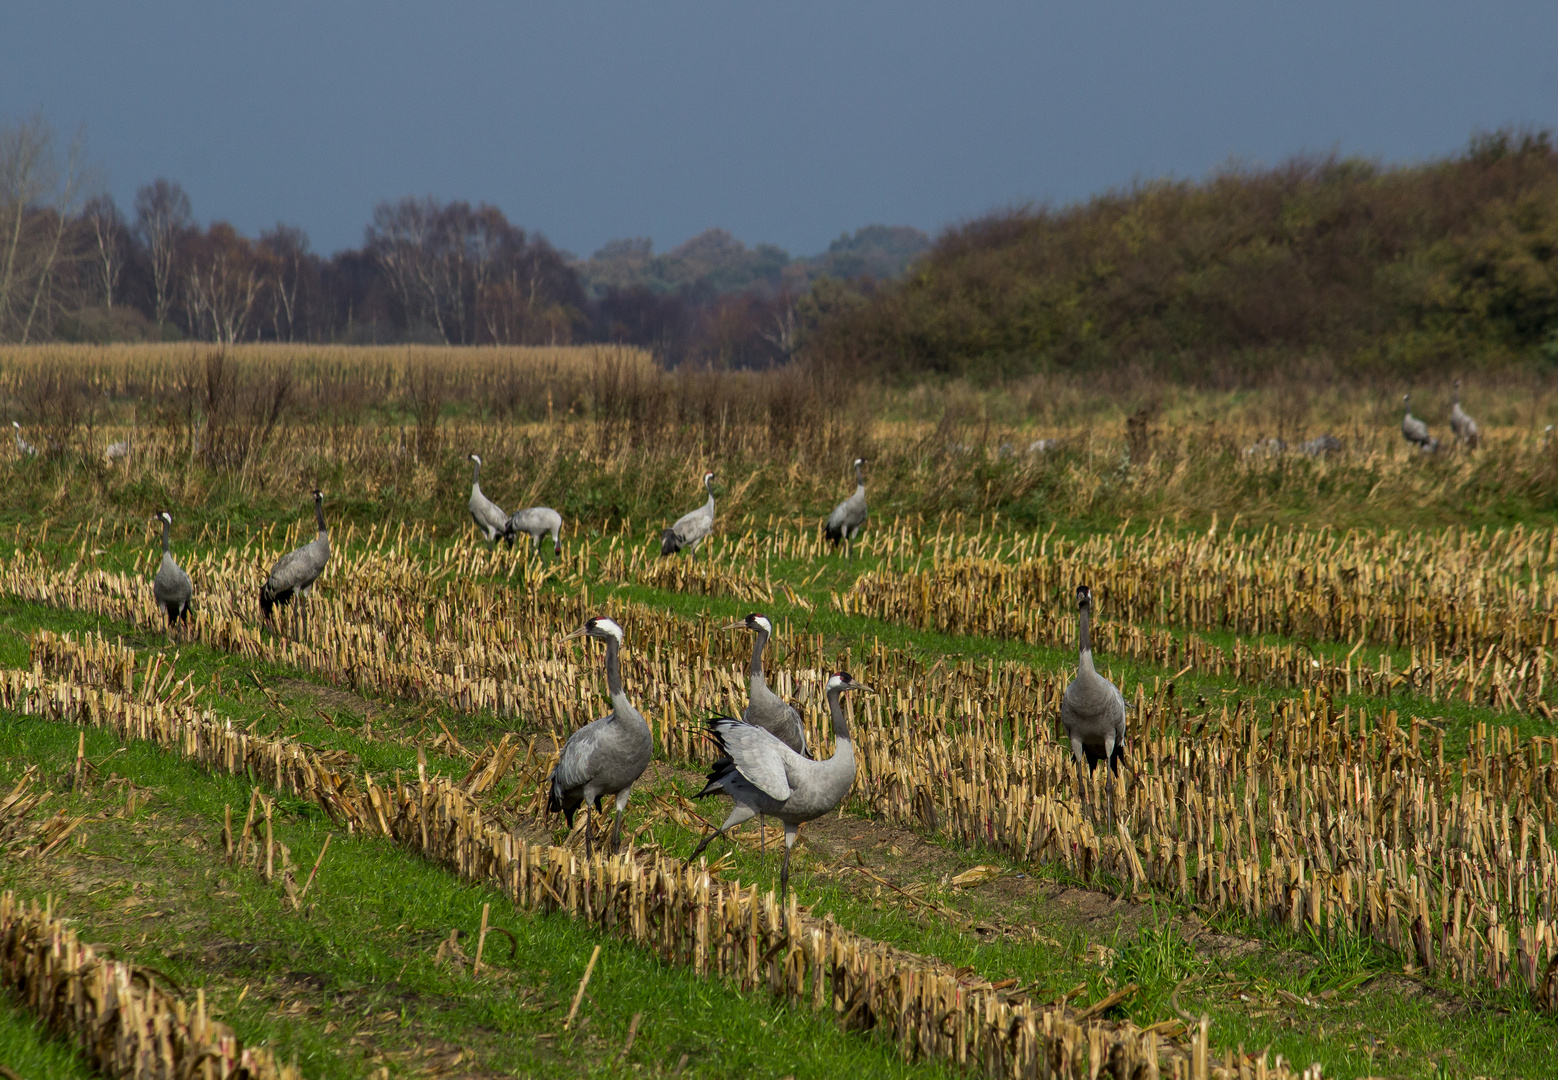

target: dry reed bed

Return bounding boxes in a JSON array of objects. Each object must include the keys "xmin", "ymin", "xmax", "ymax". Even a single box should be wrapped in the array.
[
  {"xmin": 11, "ymin": 533, "xmax": 1558, "ymax": 1007},
  {"xmin": 12, "ymin": 346, "xmax": 1558, "ymax": 532},
  {"xmin": 0, "ymin": 788, "xmax": 302, "ymax": 1080},
  {"xmin": 0, "ymin": 644, "xmax": 1317, "ymax": 1080}
]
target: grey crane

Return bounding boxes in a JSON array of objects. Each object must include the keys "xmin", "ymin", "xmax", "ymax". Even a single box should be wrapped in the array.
[
  {"xmin": 1298, "ymin": 434, "xmax": 1342, "ymax": 457},
  {"xmin": 824, "ymin": 458, "xmax": 869, "ymax": 557},
  {"xmin": 722, "ymin": 613, "xmax": 807, "ymax": 754},
  {"xmin": 688, "ymin": 671, "xmax": 871, "ymax": 935},
  {"xmin": 467, "ymin": 454, "xmax": 509, "ymax": 544},
  {"xmin": 548, "ymin": 617, "xmax": 653, "ymax": 858},
  {"xmin": 721, "ymin": 612, "xmax": 807, "ymax": 854},
  {"xmin": 505, "ymin": 505, "xmax": 564, "ymax": 555},
  {"xmin": 1239, "ymin": 436, "xmax": 1286, "ymax": 459},
  {"xmin": 259, "ymin": 489, "xmax": 331, "ymax": 632},
  {"xmin": 106, "ymin": 436, "xmax": 132, "ymax": 462},
  {"xmin": 660, "ymin": 471, "xmax": 716, "ymax": 558},
  {"xmin": 151, "ymin": 511, "xmax": 192, "ymax": 637},
  {"xmin": 12, "ymin": 422, "xmax": 35, "ymax": 457},
  {"xmin": 1450, "ymin": 380, "xmax": 1480, "ymax": 448},
  {"xmin": 1060, "ymin": 584, "xmax": 1128, "ymax": 823},
  {"xmin": 1401, "ymin": 395, "xmax": 1439, "ymax": 453}
]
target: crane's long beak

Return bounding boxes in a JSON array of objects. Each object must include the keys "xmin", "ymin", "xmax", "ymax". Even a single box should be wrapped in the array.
[
  {"xmin": 558, "ymin": 625, "xmax": 589, "ymax": 643},
  {"xmin": 849, "ymin": 683, "xmax": 875, "ymax": 694},
  {"xmin": 718, "ymin": 620, "xmax": 747, "ymax": 631}
]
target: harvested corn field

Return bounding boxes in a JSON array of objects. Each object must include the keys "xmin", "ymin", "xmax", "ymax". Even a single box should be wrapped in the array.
[{"xmin": 4, "ymin": 349, "xmax": 1558, "ymax": 1078}]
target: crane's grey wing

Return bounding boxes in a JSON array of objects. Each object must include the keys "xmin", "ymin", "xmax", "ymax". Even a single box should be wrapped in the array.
[
  {"xmin": 550, "ymin": 715, "xmax": 612, "ymax": 794},
  {"xmin": 266, "ymin": 539, "xmax": 329, "ymax": 592},
  {"xmin": 826, "ymin": 499, "xmax": 850, "ymax": 532},
  {"xmin": 671, "ymin": 507, "xmax": 711, "ymax": 544},
  {"xmin": 154, "ymin": 557, "xmax": 192, "ymax": 604},
  {"xmin": 265, "ymin": 547, "xmax": 311, "ymax": 591},
  {"xmin": 710, "ymin": 718, "xmax": 795, "ymax": 801}
]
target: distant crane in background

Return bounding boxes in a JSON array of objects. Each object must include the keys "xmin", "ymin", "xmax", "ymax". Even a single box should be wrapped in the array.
[
  {"xmin": 505, "ymin": 505, "xmax": 564, "ymax": 556},
  {"xmin": 825, "ymin": 458, "xmax": 868, "ymax": 557},
  {"xmin": 260, "ymin": 489, "xmax": 331, "ymax": 635},
  {"xmin": 1061, "ymin": 584, "xmax": 1128, "ymax": 824},
  {"xmin": 1450, "ymin": 380, "xmax": 1480, "ymax": 449},
  {"xmin": 467, "ymin": 454, "xmax": 508, "ymax": 545},
  {"xmin": 12, "ymin": 422, "xmax": 35, "ymax": 457},
  {"xmin": 660, "ymin": 471, "xmax": 716, "ymax": 558},
  {"xmin": 152, "ymin": 511, "xmax": 192, "ymax": 639},
  {"xmin": 1401, "ymin": 395, "xmax": 1439, "ymax": 453}
]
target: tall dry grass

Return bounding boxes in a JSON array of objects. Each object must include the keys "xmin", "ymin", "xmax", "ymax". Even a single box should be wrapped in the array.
[{"xmin": 2, "ymin": 344, "xmax": 1558, "ymax": 533}]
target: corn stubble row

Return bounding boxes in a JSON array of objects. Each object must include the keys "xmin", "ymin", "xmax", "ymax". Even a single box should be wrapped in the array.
[
  {"xmin": 2, "ymin": 642, "xmax": 1313, "ymax": 1080},
  {"xmin": 574, "ymin": 510, "xmax": 1558, "ymax": 663},
  {"xmin": 524, "ymin": 515, "xmax": 1558, "ymax": 717},
  {"xmin": 0, "ymin": 772, "xmax": 298, "ymax": 1080},
  {"xmin": 11, "ymin": 534, "xmax": 1558, "ymax": 1011},
  {"xmin": 828, "ymin": 516, "xmax": 1558, "ymax": 653}
]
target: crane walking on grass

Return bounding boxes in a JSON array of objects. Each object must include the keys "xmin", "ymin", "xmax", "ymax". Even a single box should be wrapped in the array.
[
  {"xmin": 1401, "ymin": 395, "xmax": 1439, "ymax": 453},
  {"xmin": 1450, "ymin": 380, "xmax": 1480, "ymax": 449},
  {"xmin": 152, "ymin": 511, "xmax": 192, "ymax": 638},
  {"xmin": 467, "ymin": 454, "xmax": 509, "ymax": 545},
  {"xmin": 505, "ymin": 505, "xmax": 564, "ymax": 556},
  {"xmin": 825, "ymin": 458, "xmax": 869, "ymax": 556},
  {"xmin": 688, "ymin": 671, "xmax": 871, "ymax": 935},
  {"xmin": 1061, "ymin": 584, "xmax": 1128, "ymax": 824},
  {"xmin": 660, "ymin": 471, "xmax": 716, "ymax": 558},
  {"xmin": 549, "ymin": 617, "xmax": 652, "ymax": 859},
  {"xmin": 721, "ymin": 612, "xmax": 808, "ymax": 853},
  {"xmin": 259, "ymin": 490, "xmax": 331, "ymax": 635}
]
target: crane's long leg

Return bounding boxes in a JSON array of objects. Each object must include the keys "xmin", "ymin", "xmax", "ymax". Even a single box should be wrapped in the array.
[
  {"xmin": 684, "ymin": 802, "xmax": 756, "ymax": 868},
  {"xmin": 584, "ymin": 808, "xmax": 595, "ymax": 861},
  {"xmin": 780, "ymin": 821, "xmax": 799, "ymax": 937},
  {"xmin": 1103, "ymin": 734, "xmax": 1118, "ymax": 828},
  {"xmin": 608, "ymin": 787, "xmax": 632, "ymax": 854},
  {"xmin": 759, "ymin": 812, "xmax": 767, "ymax": 854},
  {"xmin": 1069, "ymin": 735, "xmax": 1090, "ymax": 823}
]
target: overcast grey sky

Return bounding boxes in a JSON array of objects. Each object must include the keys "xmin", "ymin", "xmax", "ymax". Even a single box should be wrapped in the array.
[{"xmin": 3, "ymin": 2, "xmax": 1556, "ymax": 258}]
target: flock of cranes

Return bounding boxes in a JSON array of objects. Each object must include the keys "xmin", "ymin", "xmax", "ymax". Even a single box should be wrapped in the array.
[
  {"xmin": 1402, "ymin": 380, "xmax": 1480, "ymax": 453},
  {"xmin": 120, "ymin": 383, "xmax": 1497, "ymax": 936},
  {"xmin": 545, "ymin": 586, "xmax": 1119, "ymax": 934},
  {"xmin": 142, "ymin": 449, "xmax": 1129, "ymax": 934}
]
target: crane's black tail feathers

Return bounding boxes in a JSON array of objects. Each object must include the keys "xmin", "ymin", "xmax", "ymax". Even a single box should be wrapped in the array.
[
  {"xmin": 695, "ymin": 716, "xmax": 742, "ymax": 797},
  {"xmin": 548, "ymin": 775, "xmax": 583, "ymax": 826},
  {"xmin": 259, "ymin": 583, "xmax": 295, "ymax": 618},
  {"xmin": 824, "ymin": 521, "xmax": 843, "ymax": 544},
  {"xmin": 659, "ymin": 529, "xmax": 680, "ymax": 556},
  {"xmin": 1081, "ymin": 742, "xmax": 1128, "ymax": 775},
  {"xmin": 165, "ymin": 602, "xmax": 190, "ymax": 627}
]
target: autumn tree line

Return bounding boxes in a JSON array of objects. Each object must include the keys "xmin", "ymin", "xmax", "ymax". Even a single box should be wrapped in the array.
[
  {"xmin": 0, "ymin": 116, "xmax": 887, "ymax": 367},
  {"xmin": 6, "ymin": 111, "xmax": 1557, "ymax": 381}
]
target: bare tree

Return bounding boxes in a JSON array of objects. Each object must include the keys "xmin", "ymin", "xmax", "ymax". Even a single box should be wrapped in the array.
[
  {"xmin": 0, "ymin": 114, "xmax": 89, "ymax": 342},
  {"xmin": 183, "ymin": 223, "xmax": 260, "ymax": 343},
  {"xmin": 258, "ymin": 223, "xmax": 310, "ymax": 341},
  {"xmin": 82, "ymin": 194, "xmax": 124, "ymax": 308},
  {"xmin": 134, "ymin": 178, "xmax": 192, "ymax": 331}
]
